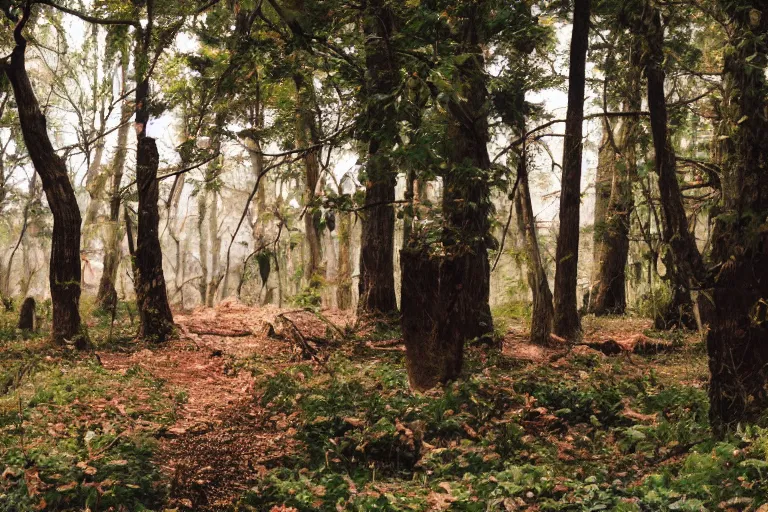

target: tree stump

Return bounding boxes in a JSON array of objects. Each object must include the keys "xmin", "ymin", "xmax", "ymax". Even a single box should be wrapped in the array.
[{"xmin": 18, "ymin": 297, "xmax": 36, "ymax": 331}]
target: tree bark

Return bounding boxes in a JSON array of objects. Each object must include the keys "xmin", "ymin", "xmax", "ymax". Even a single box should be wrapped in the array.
[
  {"xmin": 197, "ymin": 180, "xmax": 210, "ymax": 302},
  {"xmin": 642, "ymin": 6, "xmax": 705, "ymax": 329},
  {"xmin": 515, "ymin": 152, "xmax": 554, "ymax": 345},
  {"xmin": 96, "ymin": 55, "xmax": 131, "ymax": 309},
  {"xmin": 293, "ymin": 73, "xmax": 324, "ymax": 283},
  {"xmin": 206, "ymin": 187, "xmax": 223, "ymax": 307},
  {"xmin": 132, "ymin": 14, "xmax": 174, "ymax": 341},
  {"xmin": 401, "ymin": 3, "xmax": 493, "ymax": 390},
  {"xmin": 590, "ymin": 121, "xmax": 615, "ymax": 290},
  {"xmin": 3, "ymin": 23, "xmax": 86, "ymax": 348},
  {"xmin": 707, "ymin": 3, "xmax": 768, "ymax": 436},
  {"xmin": 358, "ymin": 0, "xmax": 398, "ymax": 315},
  {"xmin": 336, "ymin": 210, "xmax": 353, "ymax": 310},
  {"xmin": 590, "ymin": 52, "xmax": 641, "ymax": 316},
  {"xmin": 135, "ymin": 136, "xmax": 175, "ymax": 341},
  {"xmin": 401, "ymin": 249, "xmax": 462, "ymax": 390},
  {"xmin": 553, "ymin": 0, "xmax": 591, "ymax": 340}
]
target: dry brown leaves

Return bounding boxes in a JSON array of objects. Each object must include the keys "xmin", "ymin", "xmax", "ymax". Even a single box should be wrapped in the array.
[{"xmin": 97, "ymin": 299, "xmax": 355, "ymax": 511}]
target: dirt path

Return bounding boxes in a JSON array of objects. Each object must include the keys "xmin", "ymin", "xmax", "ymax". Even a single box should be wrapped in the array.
[{"xmin": 98, "ymin": 301, "xmax": 354, "ymax": 510}]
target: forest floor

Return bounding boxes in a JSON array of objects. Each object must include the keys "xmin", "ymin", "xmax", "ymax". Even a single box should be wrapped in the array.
[{"xmin": 1, "ymin": 300, "xmax": 768, "ymax": 512}]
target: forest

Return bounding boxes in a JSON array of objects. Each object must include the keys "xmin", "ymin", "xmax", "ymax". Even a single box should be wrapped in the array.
[{"xmin": 1, "ymin": 0, "xmax": 768, "ymax": 510}]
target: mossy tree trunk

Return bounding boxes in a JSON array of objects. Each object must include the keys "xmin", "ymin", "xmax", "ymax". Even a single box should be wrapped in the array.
[
  {"xmin": 707, "ymin": 2, "xmax": 768, "ymax": 436},
  {"xmin": 590, "ymin": 46, "xmax": 641, "ymax": 316},
  {"xmin": 96, "ymin": 51, "xmax": 131, "ymax": 310}
]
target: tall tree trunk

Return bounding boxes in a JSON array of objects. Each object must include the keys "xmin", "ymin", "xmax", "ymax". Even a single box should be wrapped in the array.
[
  {"xmin": 83, "ymin": 24, "xmax": 107, "ymax": 242},
  {"xmin": 206, "ymin": 188, "xmax": 223, "ymax": 306},
  {"xmin": 336, "ymin": 210, "xmax": 353, "ymax": 310},
  {"xmin": 515, "ymin": 150, "xmax": 554, "ymax": 345},
  {"xmin": 590, "ymin": 120, "xmax": 634, "ymax": 315},
  {"xmin": 293, "ymin": 73, "xmax": 323, "ymax": 283},
  {"xmin": 402, "ymin": 4, "xmax": 493, "ymax": 390},
  {"xmin": 135, "ymin": 136, "xmax": 175, "ymax": 341},
  {"xmin": 96, "ymin": 55, "xmax": 131, "ymax": 309},
  {"xmin": 132, "ymin": 13, "xmax": 174, "ymax": 341},
  {"xmin": 590, "ymin": 47, "xmax": 641, "ymax": 316},
  {"xmin": 642, "ymin": 5, "xmax": 705, "ymax": 329},
  {"xmin": 707, "ymin": 4, "xmax": 768, "ymax": 436},
  {"xmin": 590, "ymin": 120, "xmax": 615, "ymax": 292},
  {"xmin": 358, "ymin": 0, "xmax": 398, "ymax": 315},
  {"xmin": 197, "ymin": 181, "xmax": 210, "ymax": 302},
  {"xmin": 3, "ymin": 20, "xmax": 85, "ymax": 347},
  {"xmin": 553, "ymin": 0, "xmax": 591, "ymax": 340}
]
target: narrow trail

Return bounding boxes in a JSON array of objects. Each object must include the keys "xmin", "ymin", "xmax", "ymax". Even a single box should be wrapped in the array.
[{"xmin": 98, "ymin": 301, "xmax": 354, "ymax": 510}]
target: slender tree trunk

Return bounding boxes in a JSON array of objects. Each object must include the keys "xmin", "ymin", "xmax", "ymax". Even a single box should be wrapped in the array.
[
  {"xmin": 336, "ymin": 210, "xmax": 353, "ymax": 310},
  {"xmin": 515, "ymin": 151, "xmax": 554, "ymax": 345},
  {"xmin": 358, "ymin": 0, "xmax": 398, "ymax": 315},
  {"xmin": 197, "ymin": 182, "xmax": 209, "ymax": 302},
  {"xmin": 707, "ymin": 5, "xmax": 768, "ymax": 436},
  {"xmin": 589, "ymin": 121, "xmax": 614, "ymax": 302},
  {"xmin": 83, "ymin": 24, "xmax": 107, "ymax": 240},
  {"xmin": 3, "ymin": 26, "xmax": 85, "ymax": 347},
  {"xmin": 293, "ymin": 73, "xmax": 323, "ymax": 283},
  {"xmin": 590, "ymin": 126, "xmax": 633, "ymax": 315},
  {"xmin": 206, "ymin": 188, "xmax": 223, "ymax": 306},
  {"xmin": 590, "ymin": 48, "xmax": 641, "ymax": 316},
  {"xmin": 553, "ymin": 0, "xmax": 590, "ymax": 340},
  {"xmin": 402, "ymin": 4, "xmax": 493, "ymax": 390},
  {"xmin": 96, "ymin": 57, "xmax": 131, "ymax": 309},
  {"xmin": 642, "ymin": 5, "xmax": 705, "ymax": 329}
]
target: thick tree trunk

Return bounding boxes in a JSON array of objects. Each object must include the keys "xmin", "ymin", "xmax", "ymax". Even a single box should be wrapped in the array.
[
  {"xmin": 553, "ymin": 0, "xmax": 590, "ymax": 340},
  {"xmin": 135, "ymin": 137, "xmax": 175, "ymax": 341},
  {"xmin": 707, "ymin": 5, "xmax": 768, "ymax": 436},
  {"xmin": 3, "ymin": 33, "xmax": 85, "ymax": 348},
  {"xmin": 401, "ymin": 4, "xmax": 493, "ymax": 390},
  {"xmin": 515, "ymin": 153, "xmax": 554, "ymax": 345},
  {"xmin": 401, "ymin": 249, "xmax": 462, "ymax": 390},
  {"xmin": 643, "ymin": 6, "xmax": 705, "ymax": 329},
  {"xmin": 358, "ymin": 0, "xmax": 398, "ymax": 315}
]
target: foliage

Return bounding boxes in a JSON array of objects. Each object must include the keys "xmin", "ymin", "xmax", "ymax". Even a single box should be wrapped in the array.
[
  {"xmin": 0, "ymin": 309, "xmax": 176, "ymax": 511},
  {"xmin": 237, "ymin": 338, "xmax": 768, "ymax": 511}
]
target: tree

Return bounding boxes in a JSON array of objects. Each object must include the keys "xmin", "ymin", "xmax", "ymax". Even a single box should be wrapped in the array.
[
  {"xmin": 357, "ymin": 0, "xmax": 399, "ymax": 316},
  {"xmin": 96, "ymin": 43, "xmax": 131, "ymax": 310},
  {"xmin": 639, "ymin": 3, "xmax": 706, "ymax": 329},
  {"xmin": 515, "ymin": 147, "xmax": 554, "ymax": 345},
  {"xmin": 590, "ymin": 36, "xmax": 642, "ymax": 316},
  {"xmin": 132, "ymin": 0, "xmax": 174, "ymax": 341},
  {"xmin": 707, "ymin": 0, "xmax": 768, "ymax": 436},
  {"xmin": 553, "ymin": 0, "xmax": 591, "ymax": 340},
  {"xmin": 401, "ymin": 2, "xmax": 496, "ymax": 390},
  {"xmin": 1, "ymin": 5, "xmax": 86, "ymax": 348}
]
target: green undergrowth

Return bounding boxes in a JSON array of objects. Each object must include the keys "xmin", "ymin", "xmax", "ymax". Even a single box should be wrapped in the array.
[
  {"xmin": 0, "ymin": 309, "xmax": 176, "ymax": 511},
  {"xmin": 237, "ymin": 344, "xmax": 768, "ymax": 511}
]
